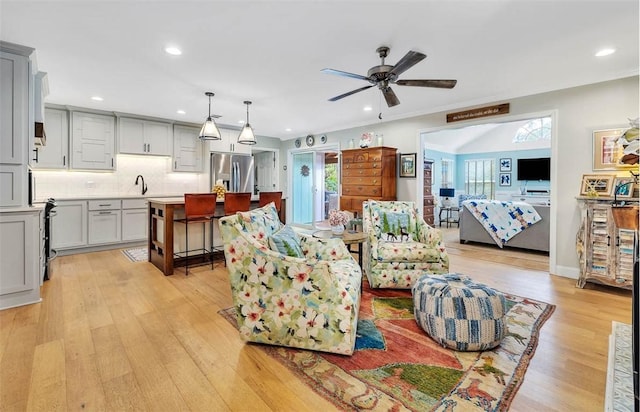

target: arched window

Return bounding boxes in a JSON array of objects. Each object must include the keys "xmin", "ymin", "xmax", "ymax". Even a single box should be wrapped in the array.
[{"xmin": 513, "ymin": 117, "xmax": 551, "ymax": 143}]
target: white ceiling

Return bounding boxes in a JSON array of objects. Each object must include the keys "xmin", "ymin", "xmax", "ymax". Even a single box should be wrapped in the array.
[{"xmin": 1, "ymin": 1, "xmax": 638, "ymax": 140}]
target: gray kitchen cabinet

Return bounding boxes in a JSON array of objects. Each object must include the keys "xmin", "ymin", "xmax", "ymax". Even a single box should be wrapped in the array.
[
  {"xmin": 88, "ymin": 200, "xmax": 121, "ymax": 245},
  {"xmin": 0, "ymin": 45, "xmax": 29, "ymax": 165},
  {"xmin": 172, "ymin": 125, "xmax": 203, "ymax": 172},
  {"xmin": 122, "ymin": 198, "xmax": 147, "ymax": 241},
  {"xmin": 0, "ymin": 209, "xmax": 42, "ymax": 310},
  {"xmin": 51, "ymin": 200, "xmax": 88, "ymax": 249},
  {"xmin": 209, "ymin": 128, "xmax": 251, "ymax": 155},
  {"xmin": 33, "ymin": 108, "xmax": 69, "ymax": 169},
  {"xmin": 118, "ymin": 117, "xmax": 172, "ymax": 156},
  {"xmin": 0, "ymin": 42, "xmax": 31, "ymax": 207},
  {"xmin": 71, "ymin": 111, "xmax": 116, "ymax": 170}
]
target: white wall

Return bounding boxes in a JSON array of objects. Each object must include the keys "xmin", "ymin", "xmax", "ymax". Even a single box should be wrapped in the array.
[{"xmin": 287, "ymin": 76, "xmax": 639, "ymax": 279}]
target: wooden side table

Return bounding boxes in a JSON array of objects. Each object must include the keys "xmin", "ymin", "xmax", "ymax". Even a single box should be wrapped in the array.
[{"xmin": 313, "ymin": 230, "xmax": 367, "ymax": 267}]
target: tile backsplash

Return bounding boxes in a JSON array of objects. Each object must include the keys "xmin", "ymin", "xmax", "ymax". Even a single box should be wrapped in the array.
[{"xmin": 33, "ymin": 155, "xmax": 209, "ymax": 201}]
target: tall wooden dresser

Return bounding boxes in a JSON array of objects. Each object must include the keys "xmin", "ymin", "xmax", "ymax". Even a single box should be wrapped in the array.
[
  {"xmin": 422, "ymin": 160, "xmax": 435, "ymax": 225},
  {"xmin": 340, "ymin": 146, "xmax": 397, "ymax": 215}
]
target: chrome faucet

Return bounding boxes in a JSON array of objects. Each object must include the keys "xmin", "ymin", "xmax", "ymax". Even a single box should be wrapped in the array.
[{"xmin": 135, "ymin": 175, "xmax": 148, "ymax": 195}]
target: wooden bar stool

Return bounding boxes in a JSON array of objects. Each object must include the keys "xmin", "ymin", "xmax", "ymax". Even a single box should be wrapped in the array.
[
  {"xmin": 258, "ymin": 191, "xmax": 282, "ymax": 212},
  {"xmin": 223, "ymin": 192, "xmax": 252, "ymax": 216},
  {"xmin": 175, "ymin": 193, "xmax": 217, "ymax": 275}
]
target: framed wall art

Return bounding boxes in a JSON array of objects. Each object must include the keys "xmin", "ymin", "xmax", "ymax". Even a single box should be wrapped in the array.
[
  {"xmin": 613, "ymin": 176, "xmax": 635, "ymax": 198},
  {"xmin": 499, "ymin": 158, "xmax": 512, "ymax": 172},
  {"xmin": 592, "ymin": 128, "xmax": 637, "ymax": 170},
  {"xmin": 399, "ymin": 153, "xmax": 417, "ymax": 178},
  {"xmin": 499, "ymin": 173, "xmax": 511, "ymax": 186},
  {"xmin": 579, "ymin": 174, "xmax": 615, "ymax": 197}
]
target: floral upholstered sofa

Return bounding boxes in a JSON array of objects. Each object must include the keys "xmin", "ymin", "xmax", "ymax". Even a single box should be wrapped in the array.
[
  {"xmin": 219, "ymin": 202, "xmax": 362, "ymax": 355},
  {"xmin": 362, "ymin": 200, "xmax": 450, "ymax": 289}
]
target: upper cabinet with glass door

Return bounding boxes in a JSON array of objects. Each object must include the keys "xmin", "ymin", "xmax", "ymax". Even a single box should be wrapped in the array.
[{"xmin": 209, "ymin": 128, "xmax": 251, "ymax": 155}]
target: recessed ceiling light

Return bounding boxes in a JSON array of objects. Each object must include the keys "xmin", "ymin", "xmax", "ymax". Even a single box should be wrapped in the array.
[
  {"xmin": 91, "ymin": 96, "xmax": 103, "ymax": 101},
  {"xmin": 164, "ymin": 46, "xmax": 182, "ymax": 56},
  {"xmin": 595, "ymin": 48, "xmax": 615, "ymax": 57},
  {"xmin": 363, "ymin": 106, "xmax": 372, "ymax": 111},
  {"xmin": 176, "ymin": 110, "xmax": 186, "ymax": 115},
  {"xmin": 285, "ymin": 128, "xmax": 292, "ymax": 132}
]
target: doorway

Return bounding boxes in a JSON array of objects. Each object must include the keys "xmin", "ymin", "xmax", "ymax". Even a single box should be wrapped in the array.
[
  {"xmin": 418, "ymin": 111, "xmax": 557, "ymax": 274},
  {"xmin": 253, "ymin": 149, "xmax": 278, "ymax": 196},
  {"xmin": 288, "ymin": 144, "xmax": 340, "ymax": 229}
]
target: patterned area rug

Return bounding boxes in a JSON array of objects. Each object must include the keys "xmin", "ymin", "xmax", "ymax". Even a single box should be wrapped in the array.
[
  {"xmin": 122, "ymin": 247, "xmax": 148, "ymax": 262},
  {"xmin": 219, "ymin": 280, "xmax": 555, "ymax": 411},
  {"xmin": 606, "ymin": 321, "xmax": 633, "ymax": 411}
]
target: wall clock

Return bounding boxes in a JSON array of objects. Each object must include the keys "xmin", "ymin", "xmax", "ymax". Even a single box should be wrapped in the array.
[
  {"xmin": 294, "ymin": 138, "xmax": 301, "ymax": 148},
  {"xmin": 306, "ymin": 135, "xmax": 315, "ymax": 147}
]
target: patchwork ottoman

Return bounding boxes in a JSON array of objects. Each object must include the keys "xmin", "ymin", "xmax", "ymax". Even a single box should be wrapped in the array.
[{"xmin": 412, "ymin": 273, "xmax": 507, "ymax": 351}]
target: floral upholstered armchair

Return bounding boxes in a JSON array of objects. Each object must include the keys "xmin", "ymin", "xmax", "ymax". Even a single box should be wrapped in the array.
[
  {"xmin": 219, "ymin": 202, "xmax": 362, "ymax": 355},
  {"xmin": 362, "ymin": 200, "xmax": 449, "ymax": 289}
]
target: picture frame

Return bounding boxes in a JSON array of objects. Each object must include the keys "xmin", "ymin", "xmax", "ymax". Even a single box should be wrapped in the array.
[
  {"xmin": 499, "ymin": 173, "xmax": 511, "ymax": 186},
  {"xmin": 592, "ymin": 128, "xmax": 636, "ymax": 170},
  {"xmin": 499, "ymin": 158, "xmax": 512, "ymax": 172},
  {"xmin": 399, "ymin": 153, "xmax": 417, "ymax": 178},
  {"xmin": 580, "ymin": 174, "xmax": 615, "ymax": 197},
  {"xmin": 613, "ymin": 176, "xmax": 635, "ymax": 198}
]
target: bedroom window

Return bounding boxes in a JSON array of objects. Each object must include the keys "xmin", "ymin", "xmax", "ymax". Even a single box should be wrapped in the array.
[
  {"xmin": 464, "ymin": 159, "xmax": 495, "ymax": 198},
  {"xmin": 513, "ymin": 117, "xmax": 551, "ymax": 143},
  {"xmin": 441, "ymin": 159, "xmax": 454, "ymax": 188}
]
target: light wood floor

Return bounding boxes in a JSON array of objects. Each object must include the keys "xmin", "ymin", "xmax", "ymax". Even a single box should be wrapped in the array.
[{"xmin": 0, "ymin": 230, "xmax": 632, "ymax": 412}]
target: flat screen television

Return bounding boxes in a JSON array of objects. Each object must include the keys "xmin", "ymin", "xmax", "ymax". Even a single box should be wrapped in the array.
[{"xmin": 517, "ymin": 157, "xmax": 550, "ymax": 181}]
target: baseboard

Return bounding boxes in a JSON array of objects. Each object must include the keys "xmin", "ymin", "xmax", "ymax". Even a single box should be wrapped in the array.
[
  {"xmin": 56, "ymin": 241, "xmax": 146, "ymax": 256},
  {"xmin": 554, "ymin": 265, "xmax": 579, "ymax": 279}
]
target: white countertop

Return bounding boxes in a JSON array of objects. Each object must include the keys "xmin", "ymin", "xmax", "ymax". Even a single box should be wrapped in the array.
[{"xmin": 0, "ymin": 205, "xmax": 45, "ymax": 213}]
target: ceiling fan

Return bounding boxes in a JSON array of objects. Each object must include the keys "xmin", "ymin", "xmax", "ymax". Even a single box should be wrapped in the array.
[{"xmin": 322, "ymin": 46, "xmax": 457, "ymax": 108}]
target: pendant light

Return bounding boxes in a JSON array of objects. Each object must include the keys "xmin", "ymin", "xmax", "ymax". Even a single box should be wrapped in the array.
[
  {"xmin": 198, "ymin": 91, "xmax": 221, "ymax": 141},
  {"xmin": 237, "ymin": 100, "xmax": 257, "ymax": 145}
]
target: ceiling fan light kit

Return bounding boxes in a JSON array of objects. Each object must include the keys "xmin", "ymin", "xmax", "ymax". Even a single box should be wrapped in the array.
[
  {"xmin": 322, "ymin": 46, "xmax": 457, "ymax": 108},
  {"xmin": 198, "ymin": 91, "xmax": 222, "ymax": 141},
  {"xmin": 237, "ymin": 100, "xmax": 257, "ymax": 145}
]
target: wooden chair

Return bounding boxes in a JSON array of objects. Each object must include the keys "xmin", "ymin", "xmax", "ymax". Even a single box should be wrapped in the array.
[
  {"xmin": 258, "ymin": 191, "xmax": 282, "ymax": 212},
  {"xmin": 223, "ymin": 192, "xmax": 252, "ymax": 216},
  {"xmin": 175, "ymin": 193, "xmax": 217, "ymax": 274}
]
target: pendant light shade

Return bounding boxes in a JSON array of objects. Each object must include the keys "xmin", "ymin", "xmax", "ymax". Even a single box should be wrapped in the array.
[
  {"xmin": 199, "ymin": 92, "xmax": 221, "ymax": 141},
  {"xmin": 237, "ymin": 100, "xmax": 257, "ymax": 145}
]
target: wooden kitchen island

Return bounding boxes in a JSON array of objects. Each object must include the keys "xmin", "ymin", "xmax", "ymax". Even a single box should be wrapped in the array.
[{"xmin": 147, "ymin": 197, "xmax": 285, "ymax": 275}]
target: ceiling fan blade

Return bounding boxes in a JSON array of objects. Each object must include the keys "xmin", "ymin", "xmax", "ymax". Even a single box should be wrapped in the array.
[
  {"xmin": 328, "ymin": 85, "xmax": 374, "ymax": 101},
  {"xmin": 382, "ymin": 87, "xmax": 400, "ymax": 107},
  {"xmin": 396, "ymin": 79, "xmax": 457, "ymax": 89},
  {"xmin": 388, "ymin": 51, "xmax": 426, "ymax": 78},
  {"xmin": 321, "ymin": 68, "xmax": 370, "ymax": 82}
]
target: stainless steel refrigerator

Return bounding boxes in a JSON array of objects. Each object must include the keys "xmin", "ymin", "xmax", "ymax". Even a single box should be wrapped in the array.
[{"xmin": 210, "ymin": 152, "xmax": 254, "ymax": 194}]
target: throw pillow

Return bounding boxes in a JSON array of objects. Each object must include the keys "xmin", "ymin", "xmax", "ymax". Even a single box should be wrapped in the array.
[
  {"xmin": 268, "ymin": 225, "xmax": 304, "ymax": 258},
  {"xmin": 379, "ymin": 212, "xmax": 414, "ymax": 243}
]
